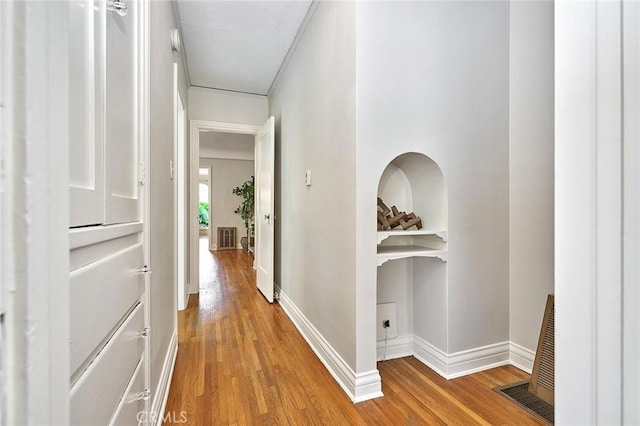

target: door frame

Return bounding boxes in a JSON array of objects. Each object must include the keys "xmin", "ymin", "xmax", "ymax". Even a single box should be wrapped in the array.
[
  {"xmin": 2, "ymin": 1, "xmax": 72, "ymax": 423},
  {"xmin": 174, "ymin": 64, "xmax": 187, "ymax": 310},
  {"xmin": 189, "ymin": 120, "xmax": 260, "ymax": 294}
]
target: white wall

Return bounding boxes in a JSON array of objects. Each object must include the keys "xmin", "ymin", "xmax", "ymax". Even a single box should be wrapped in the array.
[
  {"xmin": 623, "ymin": 2, "xmax": 640, "ymax": 421},
  {"xmin": 189, "ymin": 86, "xmax": 267, "ymax": 126},
  {"xmin": 377, "ymin": 259, "xmax": 414, "ymax": 341},
  {"xmin": 269, "ymin": 0, "xmax": 358, "ymax": 368},
  {"xmin": 200, "ymin": 158, "xmax": 255, "ymax": 250},
  {"xmin": 556, "ymin": 0, "xmax": 638, "ymax": 423},
  {"xmin": 355, "ymin": 1, "xmax": 510, "ymax": 373},
  {"xmin": 200, "ymin": 131, "xmax": 255, "ymax": 161},
  {"xmin": 508, "ymin": 1, "xmax": 554, "ymax": 359},
  {"xmin": 1, "ymin": 2, "xmax": 70, "ymax": 423},
  {"xmin": 149, "ymin": 0, "xmax": 189, "ymax": 412}
]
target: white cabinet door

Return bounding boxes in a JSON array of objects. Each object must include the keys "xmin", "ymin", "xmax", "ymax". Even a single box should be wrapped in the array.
[
  {"xmin": 69, "ymin": 0, "xmax": 105, "ymax": 227},
  {"xmin": 105, "ymin": 0, "xmax": 141, "ymax": 224}
]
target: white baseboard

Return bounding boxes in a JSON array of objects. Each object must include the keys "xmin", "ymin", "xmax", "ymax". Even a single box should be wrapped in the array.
[
  {"xmin": 413, "ymin": 336, "xmax": 510, "ymax": 379},
  {"xmin": 275, "ymin": 291, "xmax": 534, "ymax": 402},
  {"xmin": 353, "ymin": 370, "xmax": 383, "ymax": 403},
  {"xmin": 210, "ymin": 244, "xmax": 244, "ymax": 250},
  {"xmin": 188, "ymin": 279, "xmax": 198, "ymax": 294},
  {"xmin": 279, "ymin": 291, "xmax": 383, "ymax": 403},
  {"xmin": 273, "ymin": 282, "xmax": 281, "ymax": 301},
  {"xmin": 412, "ymin": 336, "xmax": 449, "ymax": 376},
  {"xmin": 509, "ymin": 341, "xmax": 535, "ymax": 373},
  {"xmin": 151, "ymin": 331, "xmax": 178, "ymax": 426},
  {"xmin": 376, "ymin": 335, "xmax": 413, "ymax": 361}
]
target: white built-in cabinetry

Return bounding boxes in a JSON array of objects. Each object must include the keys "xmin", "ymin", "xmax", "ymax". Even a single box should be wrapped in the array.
[
  {"xmin": 377, "ymin": 152, "xmax": 447, "ymax": 264},
  {"xmin": 376, "ymin": 152, "xmax": 448, "ymax": 358},
  {"xmin": 68, "ymin": 1, "xmax": 148, "ymax": 424}
]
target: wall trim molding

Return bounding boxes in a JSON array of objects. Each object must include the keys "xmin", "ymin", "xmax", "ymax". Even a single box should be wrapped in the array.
[
  {"xmin": 279, "ymin": 291, "xmax": 383, "ymax": 403},
  {"xmin": 277, "ymin": 293, "xmax": 535, "ymax": 402},
  {"xmin": 411, "ymin": 336, "xmax": 449, "ymax": 376},
  {"xmin": 509, "ymin": 341, "xmax": 535, "ymax": 373},
  {"xmin": 152, "ymin": 331, "xmax": 178, "ymax": 426},
  {"xmin": 414, "ymin": 336, "xmax": 511, "ymax": 379},
  {"xmin": 376, "ymin": 335, "xmax": 413, "ymax": 361}
]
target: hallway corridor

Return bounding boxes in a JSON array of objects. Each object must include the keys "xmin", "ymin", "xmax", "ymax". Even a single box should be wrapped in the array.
[{"xmin": 163, "ymin": 249, "xmax": 544, "ymax": 425}]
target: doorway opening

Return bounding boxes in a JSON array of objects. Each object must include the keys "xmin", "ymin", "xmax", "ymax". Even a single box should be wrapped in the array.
[
  {"xmin": 199, "ymin": 167, "xmax": 210, "ymax": 238},
  {"xmin": 190, "ymin": 122, "xmax": 258, "ymax": 294},
  {"xmin": 189, "ymin": 119, "xmax": 274, "ymax": 302}
]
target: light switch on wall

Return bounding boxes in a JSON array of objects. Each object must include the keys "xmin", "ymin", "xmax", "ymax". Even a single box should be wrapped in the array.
[{"xmin": 305, "ymin": 170, "xmax": 312, "ymax": 186}]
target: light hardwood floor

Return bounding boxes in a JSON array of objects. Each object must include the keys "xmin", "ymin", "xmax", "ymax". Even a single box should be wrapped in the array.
[{"xmin": 163, "ymin": 249, "xmax": 545, "ymax": 425}]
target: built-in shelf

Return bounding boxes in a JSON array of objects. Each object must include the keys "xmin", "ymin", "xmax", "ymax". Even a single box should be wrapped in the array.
[
  {"xmin": 376, "ymin": 151, "xmax": 447, "ymax": 268},
  {"xmin": 375, "ymin": 152, "xmax": 448, "ymax": 374},
  {"xmin": 377, "ymin": 245, "xmax": 447, "ymax": 266},
  {"xmin": 377, "ymin": 229, "xmax": 447, "ymax": 244}
]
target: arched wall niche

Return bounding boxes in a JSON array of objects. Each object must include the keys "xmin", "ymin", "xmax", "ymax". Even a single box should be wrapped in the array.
[
  {"xmin": 374, "ymin": 151, "xmax": 449, "ymax": 365},
  {"xmin": 377, "ymin": 152, "xmax": 447, "ymax": 232}
]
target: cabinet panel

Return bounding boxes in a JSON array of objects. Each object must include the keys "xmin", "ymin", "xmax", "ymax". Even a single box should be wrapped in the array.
[
  {"xmin": 69, "ymin": 0, "xmax": 105, "ymax": 227},
  {"xmin": 70, "ymin": 241, "xmax": 144, "ymax": 378},
  {"xmin": 105, "ymin": 0, "xmax": 141, "ymax": 224},
  {"xmin": 109, "ymin": 358, "xmax": 145, "ymax": 426},
  {"xmin": 70, "ymin": 304, "xmax": 145, "ymax": 426}
]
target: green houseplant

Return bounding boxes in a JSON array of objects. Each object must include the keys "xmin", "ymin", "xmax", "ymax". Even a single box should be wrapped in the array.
[
  {"xmin": 232, "ymin": 176, "xmax": 255, "ymax": 251},
  {"xmin": 198, "ymin": 201, "xmax": 209, "ymax": 228}
]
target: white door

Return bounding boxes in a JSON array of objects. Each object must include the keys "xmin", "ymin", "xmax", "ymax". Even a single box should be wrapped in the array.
[
  {"xmin": 69, "ymin": 0, "xmax": 105, "ymax": 227},
  {"xmin": 255, "ymin": 117, "xmax": 275, "ymax": 302},
  {"xmin": 105, "ymin": 0, "xmax": 141, "ymax": 224}
]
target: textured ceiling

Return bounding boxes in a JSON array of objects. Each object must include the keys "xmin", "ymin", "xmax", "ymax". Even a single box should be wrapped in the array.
[{"xmin": 176, "ymin": 0, "xmax": 313, "ymax": 95}]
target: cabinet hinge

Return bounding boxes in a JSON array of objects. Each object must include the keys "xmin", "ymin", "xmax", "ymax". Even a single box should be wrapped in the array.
[
  {"xmin": 136, "ymin": 265, "xmax": 152, "ymax": 275},
  {"xmin": 107, "ymin": 0, "xmax": 128, "ymax": 16},
  {"xmin": 137, "ymin": 327, "xmax": 151, "ymax": 338},
  {"xmin": 135, "ymin": 388, "xmax": 152, "ymax": 401},
  {"xmin": 139, "ymin": 162, "xmax": 145, "ymax": 185}
]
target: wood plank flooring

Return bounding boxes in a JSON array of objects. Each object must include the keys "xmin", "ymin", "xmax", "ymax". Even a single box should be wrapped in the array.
[{"xmin": 163, "ymin": 248, "xmax": 545, "ymax": 425}]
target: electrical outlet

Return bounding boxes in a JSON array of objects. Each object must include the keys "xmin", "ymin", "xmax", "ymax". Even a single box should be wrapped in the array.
[{"xmin": 377, "ymin": 303, "xmax": 398, "ymax": 340}]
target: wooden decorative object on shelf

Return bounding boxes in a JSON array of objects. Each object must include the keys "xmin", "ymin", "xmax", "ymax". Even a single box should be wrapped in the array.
[
  {"xmin": 377, "ymin": 212, "xmax": 390, "ymax": 230},
  {"xmin": 376, "ymin": 197, "xmax": 423, "ymax": 231},
  {"xmin": 377, "ymin": 197, "xmax": 390, "ymax": 216},
  {"xmin": 401, "ymin": 215, "xmax": 423, "ymax": 230},
  {"xmin": 387, "ymin": 210, "xmax": 406, "ymax": 229}
]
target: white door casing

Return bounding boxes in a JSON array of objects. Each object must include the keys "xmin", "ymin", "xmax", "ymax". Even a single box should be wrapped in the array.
[
  {"xmin": 189, "ymin": 121, "xmax": 201, "ymax": 294},
  {"xmin": 175, "ymin": 64, "xmax": 187, "ymax": 310},
  {"xmin": 255, "ymin": 117, "xmax": 275, "ymax": 303},
  {"xmin": 189, "ymin": 120, "xmax": 261, "ymax": 295}
]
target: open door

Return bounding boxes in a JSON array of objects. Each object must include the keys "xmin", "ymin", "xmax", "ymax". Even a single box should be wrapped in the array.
[{"xmin": 255, "ymin": 117, "xmax": 275, "ymax": 302}]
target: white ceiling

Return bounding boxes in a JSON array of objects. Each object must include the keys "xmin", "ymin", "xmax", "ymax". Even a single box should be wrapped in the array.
[
  {"xmin": 176, "ymin": 0, "xmax": 313, "ymax": 96},
  {"xmin": 200, "ymin": 131, "xmax": 255, "ymax": 160}
]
